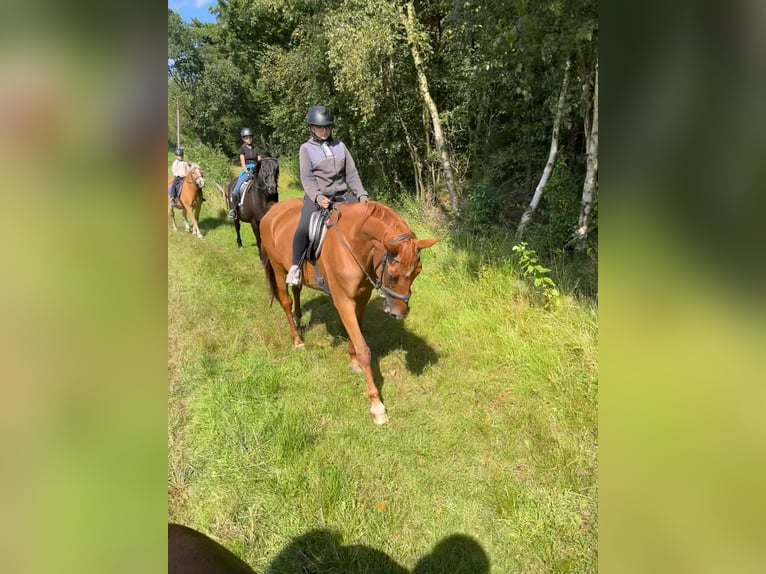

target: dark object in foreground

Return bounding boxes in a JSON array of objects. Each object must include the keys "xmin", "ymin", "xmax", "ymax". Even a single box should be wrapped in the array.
[{"xmin": 168, "ymin": 523, "xmax": 255, "ymax": 574}]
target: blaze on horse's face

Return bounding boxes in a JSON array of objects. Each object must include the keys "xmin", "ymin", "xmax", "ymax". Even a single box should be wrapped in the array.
[
  {"xmin": 259, "ymin": 158, "xmax": 278, "ymax": 196},
  {"xmin": 189, "ymin": 165, "xmax": 205, "ymax": 188},
  {"xmin": 381, "ymin": 237, "xmax": 440, "ymax": 320}
]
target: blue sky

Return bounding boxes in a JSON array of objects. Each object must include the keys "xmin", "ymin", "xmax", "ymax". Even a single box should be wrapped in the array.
[{"xmin": 168, "ymin": 0, "xmax": 217, "ymax": 24}]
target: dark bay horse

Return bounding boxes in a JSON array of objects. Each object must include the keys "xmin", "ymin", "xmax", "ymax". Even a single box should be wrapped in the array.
[
  {"xmin": 259, "ymin": 199, "xmax": 439, "ymax": 425},
  {"xmin": 169, "ymin": 523, "xmax": 255, "ymax": 574},
  {"xmin": 168, "ymin": 163, "xmax": 205, "ymax": 239},
  {"xmin": 220, "ymin": 156, "xmax": 279, "ymax": 253}
]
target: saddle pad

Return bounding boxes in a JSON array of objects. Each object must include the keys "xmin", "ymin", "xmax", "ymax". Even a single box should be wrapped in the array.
[
  {"xmin": 306, "ymin": 210, "xmax": 329, "ymax": 262},
  {"xmin": 238, "ymin": 180, "xmax": 253, "ymax": 206}
]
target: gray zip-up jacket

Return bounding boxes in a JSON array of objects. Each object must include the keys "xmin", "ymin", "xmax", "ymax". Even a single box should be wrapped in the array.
[{"xmin": 299, "ymin": 138, "xmax": 368, "ymax": 203}]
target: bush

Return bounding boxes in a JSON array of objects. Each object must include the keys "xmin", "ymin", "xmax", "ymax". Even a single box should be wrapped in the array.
[
  {"xmin": 182, "ymin": 143, "xmax": 238, "ymax": 191},
  {"xmin": 527, "ymin": 161, "xmax": 583, "ymax": 251},
  {"xmin": 462, "ymin": 179, "xmax": 502, "ymax": 230}
]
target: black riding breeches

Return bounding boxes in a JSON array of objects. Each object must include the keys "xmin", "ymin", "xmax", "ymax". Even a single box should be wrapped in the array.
[
  {"xmin": 292, "ymin": 197, "xmax": 320, "ymax": 265},
  {"xmin": 170, "ymin": 176, "xmax": 183, "ymax": 197}
]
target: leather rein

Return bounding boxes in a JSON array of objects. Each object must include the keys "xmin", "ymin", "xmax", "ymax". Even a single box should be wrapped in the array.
[{"xmin": 324, "ymin": 205, "xmax": 414, "ymax": 304}]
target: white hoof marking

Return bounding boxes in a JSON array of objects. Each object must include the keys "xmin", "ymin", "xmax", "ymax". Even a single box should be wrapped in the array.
[{"xmin": 370, "ymin": 404, "xmax": 388, "ymax": 425}]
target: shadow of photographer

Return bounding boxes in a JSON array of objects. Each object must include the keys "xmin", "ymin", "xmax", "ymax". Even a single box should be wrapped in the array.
[
  {"xmin": 266, "ymin": 528, "xmax": 490, "ymax": 574},
  {"xmin": 170, "ymin": 524, "xmax": 490, "ymax": 574}
]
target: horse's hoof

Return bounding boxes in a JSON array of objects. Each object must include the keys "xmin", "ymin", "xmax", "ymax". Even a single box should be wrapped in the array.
[
  {"xmin": 294, "ymin": 341, "xmax": 305, "ymax": 349},
  {"xmin": 370, "ymin": 404, "xmax": 388, "ymax": 426},
  {"xmin": 237, "ymin": 245, "xmax": 243, "ymax": 250}
]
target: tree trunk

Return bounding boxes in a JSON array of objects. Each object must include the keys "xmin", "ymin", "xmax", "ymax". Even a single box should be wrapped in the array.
[
  {"xmin": 516, "ymin": 62, "xmax": 570, "ymax": 240},
  {"xmin": 392, "ymin": 86, "xmax": 425, "ymax": 203},
  {"xmin": 403, "ymin": 1, "xmax": 458, "ymax": 210},
  {"xmin": 423, "ymin": 108, "xmax": 435, "ymax": 201},
  {"xmin": 576, "ymin": 59, "xmax": 598, "ymax": 241}
]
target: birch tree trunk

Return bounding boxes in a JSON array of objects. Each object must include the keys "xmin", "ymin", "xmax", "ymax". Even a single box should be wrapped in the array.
[
  {"xmin": 403, "ymin": 1, "xmax": 458, "ymax": 210},
  {"xmin": 516, "ymin": 62, "xmax": 570, "ymax": 240},
  {"xmin": 576, "ymin": 59, "xmax": 598, "ymax": 241},
  {"xmin": 423, "ymin": 108, "xmax": 435, "ymax": 201}
]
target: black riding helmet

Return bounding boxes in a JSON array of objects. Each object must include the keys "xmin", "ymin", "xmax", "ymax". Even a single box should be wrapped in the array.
[
  {"xmin": 175, "ymin": 147, "xmax": 184, "ymax": 157},
  {"xmin": 240, "ymin": 127, "xmax": 253, "ymax": 138},
  {"xmin": 307, "ymin": 106, "xmax": 334, "ymax": 127}
]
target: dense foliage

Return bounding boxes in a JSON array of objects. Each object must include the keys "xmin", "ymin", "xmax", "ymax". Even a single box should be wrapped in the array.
[{"xmin": 168, "ymin": 1, "xmax": 597, "ymax": 285}]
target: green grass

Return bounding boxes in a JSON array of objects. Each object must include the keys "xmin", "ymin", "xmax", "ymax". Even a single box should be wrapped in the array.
[{"xmin": 168, "ymin": 155, "xmax": 597, "ymax": 572}]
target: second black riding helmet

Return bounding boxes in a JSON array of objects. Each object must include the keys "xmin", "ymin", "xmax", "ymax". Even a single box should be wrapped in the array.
[{"xmin": 307, "ymin": 106, "xmax": 334, "ymax": 126}]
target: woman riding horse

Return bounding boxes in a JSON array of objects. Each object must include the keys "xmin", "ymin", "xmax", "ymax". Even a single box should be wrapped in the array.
[
  {"xmin": 260, "ymin": 198, "xmax": 439, "ymax": 425},
  {"xmin": 221, "ymin": 155, "xmax": 279, "ymax": 253},
  {"xmin": 228, "ymin": 128, "xmax": 261, "ymax": 220},
  {"xmin": 285, "ymin": 105, "xmax": 368, "ymax": 286},
  {"xmin": 168, "ymin": 163, "xmax": 205, "ymax": 239}
]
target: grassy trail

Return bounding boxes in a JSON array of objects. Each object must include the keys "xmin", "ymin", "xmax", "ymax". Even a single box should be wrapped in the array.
[{"xmin": 168, "ymin": 163, "xmax": 597, "ymax": 573}]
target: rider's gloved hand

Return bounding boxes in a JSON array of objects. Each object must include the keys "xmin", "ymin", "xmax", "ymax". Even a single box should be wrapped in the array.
[
  {"xmin": 317, "ymin": 195, "xmax": 330, "ymax": 209},
  {"xmin": 359, "ymin": 195, "xmax": 369, "ymax": 203}
]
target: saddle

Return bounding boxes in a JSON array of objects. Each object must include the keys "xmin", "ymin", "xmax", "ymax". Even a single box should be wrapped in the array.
[
  {"xmin": 306, "ymin": 210, "xmax": 329, "ymax": 263},
  {"xmin": 303, "ymin": 192, "xmax": 360, "ymax": 295},
  {"xmin": 305, "ymin": 191, "xmax": 360, "ymax": 263},
  {"xmin": 238, "ymin": 179, "xmax": 253, "ymax": 207}
]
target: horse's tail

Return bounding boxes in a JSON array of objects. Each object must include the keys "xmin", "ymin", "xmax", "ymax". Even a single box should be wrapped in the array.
[{"xmin": 261, "ymin": 251, "xmax": 277, "ymax": 307}]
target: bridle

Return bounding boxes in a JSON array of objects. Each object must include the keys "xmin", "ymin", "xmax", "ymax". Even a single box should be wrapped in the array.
[
  {"xmin": 188, "ymin": 166, "xmax": 204, "ymax": 188},
  {"xmin": 325, "ymin": 205, "xmax": 414, "ymax": 305},
  {"xmin": 254, "ymin": 158, "xmax": 278, "ymax": 196}
]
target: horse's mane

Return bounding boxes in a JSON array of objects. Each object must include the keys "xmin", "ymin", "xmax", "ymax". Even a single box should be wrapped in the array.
[{"xmin": 353, "ymin": 202, "xmax": 413, "ymax": 243}]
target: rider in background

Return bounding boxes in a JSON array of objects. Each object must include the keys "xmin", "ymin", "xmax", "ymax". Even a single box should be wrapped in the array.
[
  {"xmin": 229, "ymin": 128, "xmax": 261, "ymax": 220},
  {"xmin": 285, "ymin": 105, "xmax": 369, "ymax": 287},
  {"xmin": 168, "ymin": 148, "xmax": 188, "ymax": 206}
]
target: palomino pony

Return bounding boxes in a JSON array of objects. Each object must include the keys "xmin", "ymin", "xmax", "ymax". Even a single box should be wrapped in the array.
[
  {"xmin": 168, "ymin": 163, "xmax": 205, "ymax": 239},
  {"xmin": 219, "ymin": 156, "xmax": 279, "ymax": 253},
  {"xmin": 259, "ymin": 199, "xmax": 439, "ymax": 425}
]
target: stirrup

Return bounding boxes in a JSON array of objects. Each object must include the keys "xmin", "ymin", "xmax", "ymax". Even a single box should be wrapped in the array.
[{"xmin": 286, "ymin": 265, "xmax": 302, "ymax": 287}]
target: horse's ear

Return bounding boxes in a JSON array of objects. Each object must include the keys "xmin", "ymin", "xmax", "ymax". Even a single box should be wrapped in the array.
[{"xmin": 416, "ymin": 237, "xmax": 440, "ymax": 250}]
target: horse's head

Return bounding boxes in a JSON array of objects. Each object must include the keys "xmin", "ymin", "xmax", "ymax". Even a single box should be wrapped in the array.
[
  {"xmin": 257, "ymin": 157, "xmax": 278, "ymax": 197},
  {"xmin": 379, "ymin": 234, "xmax": 440, "ymax": 320},
  {"xmin": 187, "ymin": 163, "xmax": 205, "ymax": 188}
]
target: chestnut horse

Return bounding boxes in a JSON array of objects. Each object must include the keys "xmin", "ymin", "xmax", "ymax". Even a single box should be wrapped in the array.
[
  {"xmin": 220, "ymin": 156, "xmax": 279, "ymax": 253},
  {"xmin": 168, "ymin": 163, "xmax": 205, "ymax": 239},
  {"xmin": 259, "ymin": 199, "xmax": 439, "ymax": 425}
]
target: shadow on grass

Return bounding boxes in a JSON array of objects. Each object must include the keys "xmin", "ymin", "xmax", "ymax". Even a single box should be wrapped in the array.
[
  {"xmin": 198, "ymin": 216, "xmax": 230, "ymax": 232},
  {"xmin": 300, "ymin": 295, "xmax": 440, "ymax": 395},
  {"xmin": 265, "ymin": 529, "xmax": 490, "ymax": 574}
]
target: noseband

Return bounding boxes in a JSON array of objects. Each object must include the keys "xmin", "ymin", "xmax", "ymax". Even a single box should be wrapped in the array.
[{"xmin": 375, "ymin": 235, "xmax": 415, "ymax": 304}]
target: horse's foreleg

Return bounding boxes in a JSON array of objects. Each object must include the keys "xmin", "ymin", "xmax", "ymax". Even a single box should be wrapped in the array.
[
  {"xmin": 291, "ymin": 284, "xmax": 303, "ymax": 324},
  {"xmin": 347, "ymin": 296, "xmax": 370, "ymax": 373},
  {"xmin": 184, "ymin": 201, "xmax": 202, "ymax": 239},
  {"xmin": 193, "ymin": 203, "xmax": 203, "ymax": 239},
  {"xmin": 252, "ymin": 222, "xmax": 261, "ymax": 255},
  {"xmin": 234, "ymin": 220, "xmax": 243, "ymax": 249},
  {"xmin": 274, "ymin": 271, "xmax": 304, "ymax": 348},
  {"xmin": 168, "ymin": 201, "xmax": 178, "ymax": 232},
  {"xmin": 335, "ymin": 300, "xmax": 387, "ymax": 425}
]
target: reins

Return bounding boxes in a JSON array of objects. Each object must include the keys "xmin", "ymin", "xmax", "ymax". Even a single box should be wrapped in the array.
[{"xmin": 325, "ymin": 204, "xmax": 414, "ymax": 304}]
